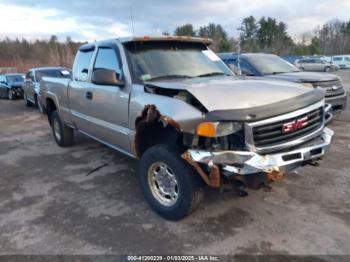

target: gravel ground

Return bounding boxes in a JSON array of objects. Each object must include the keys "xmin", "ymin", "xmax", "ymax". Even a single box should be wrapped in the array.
[{"xmin": 0, "ymin": 70, "xmax": 349, "ymax": 256}]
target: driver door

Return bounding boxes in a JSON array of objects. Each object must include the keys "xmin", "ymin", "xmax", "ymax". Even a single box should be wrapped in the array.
[{"xmin": 83, "ymin": 45, "xmax": 130, "ymax": 153}]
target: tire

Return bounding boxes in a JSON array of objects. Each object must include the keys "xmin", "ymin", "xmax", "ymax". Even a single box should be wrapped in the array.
[
  {"xmin": 324, "ymin": 67, "xmax": 331, "ymax": 72},
  {"xmin": 139, "ymin": 144, "xmax": 204, "ymax": 220},
  {"xmin": 300, "ymin": 67, "xmax": 305, "ymax": 71},
  {"xmin": 24, "ymin": 93, "xmax": 33, "ymax": 107},
  {"xmin": 37, "ymin": 100, "xmax": 45, "ymax": 114},
  {"xmin": 51, "ymin": 111, "xmax": 74, "ymax": 147},
  {"xmin": 34, "ymin": 95, "xmax": 38, "ymax": 107},
  {"xmin": 8, "ymin": 89, "xmax": 14, "ymax": 100}
]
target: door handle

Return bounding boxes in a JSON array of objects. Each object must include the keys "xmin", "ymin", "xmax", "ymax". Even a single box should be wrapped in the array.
[{"xmin": 86, "ymin": 91, "xmax": 93, "ymax": 100}]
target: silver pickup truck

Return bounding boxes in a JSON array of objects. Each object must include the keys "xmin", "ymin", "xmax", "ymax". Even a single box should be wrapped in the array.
[{"xmin": 41, "ymin": 36, "xmax": 334, "ymax": 220}]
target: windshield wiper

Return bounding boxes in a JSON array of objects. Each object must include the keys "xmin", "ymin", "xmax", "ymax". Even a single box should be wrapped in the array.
[
  {"xmin": 147, "ymin": 74, "xmax": 193, "ymax": 81},
  {"xmin": 196, "ymin": 72, "xmax": 228, "ymax": 77}
]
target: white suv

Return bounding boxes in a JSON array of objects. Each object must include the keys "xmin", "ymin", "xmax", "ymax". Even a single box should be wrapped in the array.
[{"xmin": 332, "ymin": 56, "xmax": 350, "ymax": 69}]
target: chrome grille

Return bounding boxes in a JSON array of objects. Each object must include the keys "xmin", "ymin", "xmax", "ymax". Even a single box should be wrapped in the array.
[
  {"xmin": 312, "ymin": 80, "xmax": 344, "ymax": 98},
  {"xmin": 252, "ymin": 107, "xmax": 323, "ymax": 148}
]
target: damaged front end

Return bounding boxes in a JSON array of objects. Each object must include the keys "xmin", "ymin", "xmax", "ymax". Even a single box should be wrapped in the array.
[
  {"xmin": 133, "ymin": 83, "xmax": 333, "ymax": 192},
  {"xmin": 182, "ymin": 100, "xmax": 334, "ymax": 190}
]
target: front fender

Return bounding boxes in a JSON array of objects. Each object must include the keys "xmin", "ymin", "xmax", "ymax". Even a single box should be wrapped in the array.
[{"xmin": 129, "ymin": 84, "xmax": 205, "ymax": 134}]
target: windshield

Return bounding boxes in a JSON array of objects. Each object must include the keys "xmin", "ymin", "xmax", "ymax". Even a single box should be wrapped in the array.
[
  {"xmin": 35, "ymin": 69, "xmax": 71, "ymax": 82},
  {"xmin": 6, "ymin": 75, "xmax": 24, "ymax": 83},
  {"xmin": 124, "ymin": 41, "xmax": 232, "ymax": 81},
  {"xmin": 247, "ymin": 55, "xmax": 299, "ymax": 75}
]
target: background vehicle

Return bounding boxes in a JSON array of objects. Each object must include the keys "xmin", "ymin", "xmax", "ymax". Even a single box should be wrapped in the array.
[
  {"xmin": 332, "ymin": 56, "xmax": 350, "ymax": 69},
  {"xmin": 41, "ymin": 37, "xmax": 333, "ymax": 220},
  {"xmin": 22, "ymin": 67, "xmax": 72, "ymax": 113},
  {"xmin": 0, "ymin": 74, "xmax": 25, "ymax": 100},
  {"xmin": 218, "ymin": 53, "xmax": 347, "ymax": 114},
  {"xmin": 295, "ymin": 58, "xmax": 335, "ymax": 72}
]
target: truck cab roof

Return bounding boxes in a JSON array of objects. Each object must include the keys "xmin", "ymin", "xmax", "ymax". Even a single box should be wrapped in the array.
[{"xmin": 78, "ymin": 36, "xmax": 213, "ymax": 51}]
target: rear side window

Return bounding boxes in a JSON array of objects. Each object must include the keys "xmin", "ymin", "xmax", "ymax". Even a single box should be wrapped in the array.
[
  {"xmin": 35, "ymin": 69, "xmax": 72, "ymax": 82},
  {"xmin": 74, "ymin": 50, "xmax": 94, "ymax": 82},
  {"xmin": 94, "ymin": 47, "xmax": 122, "ymax": 78}
]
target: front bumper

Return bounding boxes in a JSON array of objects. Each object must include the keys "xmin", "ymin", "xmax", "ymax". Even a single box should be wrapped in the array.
[
  {"xmin": 186, "ymin": 127, "xmax": 333, "ymax": 175},
  {"xmin": 325, "ymin": 93, "xmax": 347, "ymax": 113}
]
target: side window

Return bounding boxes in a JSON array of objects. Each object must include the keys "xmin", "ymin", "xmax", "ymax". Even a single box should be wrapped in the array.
[
  {"xmin": 226, "ymin": 59, "xmax": 237, "ymax": 66},
  {"xmin": 93, "ymin": 47, "xmax": 122, "ymax": 79},
  {"xmin": 333, "ymin": 57, "xmax": 342, "ymax": 61},
  {"xmin": 240, "ymin": 60, "xmax": 255, "ymax": 76},
  {"xmin": 29, "ymin": 71, "xmax": 35, "ymax": 82},
  {"xmin": 74, "ymin": 50, "xmax": 94, "ymax": 82}
]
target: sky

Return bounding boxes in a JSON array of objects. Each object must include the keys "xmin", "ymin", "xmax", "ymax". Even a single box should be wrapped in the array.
[{"xmin": 0, "ymin": 0, "xmax": 349, "ymax": 42}]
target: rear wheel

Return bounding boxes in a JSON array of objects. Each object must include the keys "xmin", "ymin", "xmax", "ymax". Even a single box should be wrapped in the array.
[
  {"xmin": 51, "ymin": 111, "xmax": 74, "ymax": 147},
  {"xmin": 139, "ymin": 144, "xmax": 204, "ymax": 220}
]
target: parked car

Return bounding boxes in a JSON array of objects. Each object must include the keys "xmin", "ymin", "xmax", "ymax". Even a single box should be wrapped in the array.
[
  {"xmin": 218, "ymin": 53, "xmax": 347, "ymax": 114},
  {"xmin": 0, "ymin": 73, "xmax": 25, "ymax": 99},
  {"xmin": 22, "ymin": 67, "xmax": 72, "ymax": 113},
  {"xmin": 294, "ymin": 58, "xmax": 336, "ymax": 72},
  {"xmin": 41, "ymin": 36, "xmax": 333, "ymax": 220},
  {"xmin": 331, "ymin": 55, "xmax": 350, "ymax": 69}
]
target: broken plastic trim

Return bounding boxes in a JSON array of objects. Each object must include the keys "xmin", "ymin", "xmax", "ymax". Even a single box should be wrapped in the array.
[
  {"xmin": 144, "ymin": 85, "xmax": 208, "ymax": 113},
  {"xmin": 182, "ymin": 151, "xmax": 221, "ymax": 188}
]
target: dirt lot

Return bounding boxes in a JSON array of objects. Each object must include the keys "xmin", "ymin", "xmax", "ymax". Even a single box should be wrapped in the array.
[{"xmin": 0, "ymin": 71, "xmax": 349, "ymax": 256}]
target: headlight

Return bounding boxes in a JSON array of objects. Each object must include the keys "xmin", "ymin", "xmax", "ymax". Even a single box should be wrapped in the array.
[
  {"xmin": 197, "ymin": 122, "xmax": 242, "ymax": 137},
  {"xmin": 302, "ymin": 83, "xmax": 314, "ymax": 88}
]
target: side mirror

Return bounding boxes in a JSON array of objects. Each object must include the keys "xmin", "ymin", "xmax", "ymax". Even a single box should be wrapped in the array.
[{"xmin": 91, "ymin": 69, "xmax": 124, "ymax": 86}]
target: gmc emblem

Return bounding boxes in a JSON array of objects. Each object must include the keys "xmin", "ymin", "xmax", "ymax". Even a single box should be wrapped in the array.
[{"xmin": 282, "ymin": 116, "xmax": 308, "ymax": 133}]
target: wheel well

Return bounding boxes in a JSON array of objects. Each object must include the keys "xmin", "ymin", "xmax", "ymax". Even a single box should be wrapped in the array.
[
  {"xmin": 135, "ymin": 122, "xmax": 182, "ymax": 158},
  {"xmin": 135, "ymin": 105, "xmax": 183, "ymax": 157},
  {"xmin": 46, "ymin": 98, "xmax": 57, "ymax": 125}
]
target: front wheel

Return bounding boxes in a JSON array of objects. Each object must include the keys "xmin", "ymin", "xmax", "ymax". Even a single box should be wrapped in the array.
[
  {"xmin": 139, "ymin": 144, "xmax": 204, "ymax": 220},
  {"xmin": 8, "ymin": 89, "xmax": 14, "ymax": 100},
  {"xmin": 324, "ymin": 66, "xmax": 331, "ymax": 72},
  {"xmin": 51, "ymin": 111, "xmax": 74, "ymax": 147},
  {"xmin": 37, "ymin": 100, "xmax": 45, "ymax": 114}
]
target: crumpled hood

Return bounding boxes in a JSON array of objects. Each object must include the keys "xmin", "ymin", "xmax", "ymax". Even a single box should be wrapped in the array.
[
  {"xmin": 146, "ymin": 76, "xmax": 321, "ymax": 112},
  {"xmin": 265, "ymin": 71, "xmax": 339, "ymax": 83}
]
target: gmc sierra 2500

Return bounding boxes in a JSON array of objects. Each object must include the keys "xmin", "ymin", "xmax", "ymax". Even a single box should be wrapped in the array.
[{"xmin": 41, "ymin": 36, "xmax": 334, "ymax": 220}]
